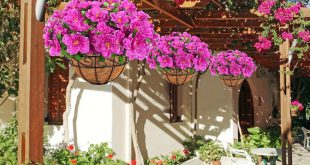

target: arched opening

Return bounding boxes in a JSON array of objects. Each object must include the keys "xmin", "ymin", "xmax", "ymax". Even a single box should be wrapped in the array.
[{"xmin": 238, "ymin": 80, "xmax": 254, "ymax": 137}]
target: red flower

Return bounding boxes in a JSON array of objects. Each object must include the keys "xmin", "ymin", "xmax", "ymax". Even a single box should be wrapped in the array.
[
  {"xmin": 67, "ymin": 145, "xmax": 74, "ymax": 151},
  {"xmin": 131, "ymin": 160, "xmax": 137, "ymax": 165},
  {"xmin": 171, "ymin": 155, "xmax": 177, "ymax": 160},
  {"xmin": 107, "ymin": 154, "xmax": 113, "ymax": 159},
  {"xmin": 70, "ymin": 159, "xmax": 77, "ymax": 164},
  {"xmin": 183, "ymin": 149, "xmax": 189, "ymax": 155}
]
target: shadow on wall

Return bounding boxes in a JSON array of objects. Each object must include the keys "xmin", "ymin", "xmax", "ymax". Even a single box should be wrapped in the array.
[
  {"xmin": 112, "ymin": 61, "xmax": 233, "ymax": 159},
  {"xmin": 194, "ymin": 72, "xmax": 233, "ymax": 145}
]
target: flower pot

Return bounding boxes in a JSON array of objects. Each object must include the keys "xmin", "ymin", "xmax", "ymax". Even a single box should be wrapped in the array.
[
  {"xmin": 212, "ymin": 160, "xmax": 221, "ymax": 165},
  {"xmin": 69, "ymin": 56, "xmax": 128, "ymax": 85},
  {"xmin": 160, "ymin": 69, "xmax": 195, "ymax": 85},
  {"xmin": 220, "ymin": 75, "xmax": 244, "ymax": 87},
  {"xmin": 291, "ymin": 110, "xmax": 298, "ymax": 117}
]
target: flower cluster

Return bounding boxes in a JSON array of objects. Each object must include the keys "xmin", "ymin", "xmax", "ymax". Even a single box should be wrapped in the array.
[
  {"xmin": 210, "ymin": 50, "xmax": 257, "ymax": 78},
  {"xmin": 254, "ymin": 36, "xmax": 272, "ymax": 52},
  {"xmin": 258, "ymin": 0, "xmax": 276, "ymax": 15},
  {"xmin": 147, "ymin": 32, "xmax": 212, "ymax": 72},
  {"xmin": 147, "ymin": 149, "xmax": 191, "ymax": 165},
  {"xmin": 44, "ymin": 0, "xmax": 158, "ymax": 61},
  {"xmin": 298, "ymin": 31, "xmax": 310, "ymax": 42},
  {"xmin": 281, "ymin": 32, "xmax": 293, "ymax": 41},
  {"xmin": 274, "ymin": 3, "xmax": 301, "ymax": 24},
  {"xmin": 291, "ymin": 100, "xmax": 304, "ymax": 111},
  {"xmin": 255, "ymin": 1, "xmax": 309, "ymax": 57}
]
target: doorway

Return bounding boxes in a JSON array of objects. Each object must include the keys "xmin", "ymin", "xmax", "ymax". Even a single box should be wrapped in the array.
[{"xmin": 238, "ymin": 80, "xmax": 254, "ymax": 136}]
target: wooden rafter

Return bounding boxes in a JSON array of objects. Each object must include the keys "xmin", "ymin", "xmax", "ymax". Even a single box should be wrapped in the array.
[{"xmin": 142, "ymin": 0, "xmax": 195, "ymax": 28}]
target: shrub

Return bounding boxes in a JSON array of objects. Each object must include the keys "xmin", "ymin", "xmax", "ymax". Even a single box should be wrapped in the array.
[
  {"xmin": 0, "ymin": 117, "xmax": 18, "ymax": 164},
  {"xmin": 197, "ymin": 140, "xmax": 226, "ymax": 162}
]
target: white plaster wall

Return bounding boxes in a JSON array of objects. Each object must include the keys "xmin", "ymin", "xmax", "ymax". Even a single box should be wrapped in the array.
[
  {"xmin": 194, "ymin": 72, "xmax": 234, "ymax": 147},
  {"xmin": 0, "ymin": 96, "xmax": 17, "ymax": 130},
  {"xmin": 68, "ymin": 77, "xmax": 113, "ymax": 151}
]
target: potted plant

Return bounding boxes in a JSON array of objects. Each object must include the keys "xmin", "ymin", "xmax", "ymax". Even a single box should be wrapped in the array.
[
  {"xmin": 290, "ymin": 100, "xmax": 304, "ymax": 117},
  {"xmin": 44, "ymin": 0, "xmax": 158, "ymax": 85},
  {"xmin": 147, "ymin": 32, "xmax": 212, "ymax": 85},
  {"xmin": 197, "ymin": 140, "xmax": 225, "ymax": 165},
  {"xmin": 210, "ymin": 50, "xmax": 257, "ymax": 87}
]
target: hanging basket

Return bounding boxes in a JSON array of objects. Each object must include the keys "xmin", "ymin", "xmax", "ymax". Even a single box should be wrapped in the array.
[
  {"xmin": 212, "ymin": 160, "xmax": 221, "ymax": 165},
  {"xmin": 69, "ymin": 56, "xmax": 128, "ymax": 85},
  {"xmin": 220, "ymin": 75, "xmax": 244, "ymax": 87},
  {"xmin": 291, "ymin": 110, "xmax": 298, "ymax": 117},
  {"xmin": 160, "ymin": 69, "xmax": 195, "ymax": 85}
]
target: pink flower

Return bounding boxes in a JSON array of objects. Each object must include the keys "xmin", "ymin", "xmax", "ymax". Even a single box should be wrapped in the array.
[
  {"xmin": 175, "ymin": 55, "xmax": 192, "ymax": 70},
  {"xmin": 275, "ymin": 8, "xmax": 294, "ymax": 24},
  {"xmin": 63, "ymin": 9, "xmax": 89, "ymax": 32},
  {"xmin": 85, "ymin": 6, "xmax": 108, "ymax": 22},
  {"xmin": 110, "ymin": 11, "xmax": 129, "ymax": 29},
  {"xmin": 62, "ymin": 33, "xmax": 90, "ymax": 55},
  {"xmin": 49, "ymin": 37, "xmax": 61, "ymax": 56},
  {"xmin": 288, "ymin": 2, "xmax": 301, "ymax": 14},
  {"xmin": 298, "ymin": 31, "xmax": 310, "ymax": 42},
  {"xmin": 258, "ymin": 0, "xmax": 276, "ymax": 15},
  {"xmin": 193, "ymin": 57, "xmax": 208, "ymax": 72},
  {"xmin": 254, "ymin": 36, "xmax": 272, "ymax": 52},
  {"xmin": 183, "ymin": 149, "xmax": 190, "ymax": 155},
  {"xmin": 281, "ymin": 32, "xmax": 293, "ymax": 41},
  {"xmin": 210, "ymin": 50, "xmax": 256, "ymax": 78},
  {"xmin": 157, "ymin": 56, "xmax": 173, "ymax": 68}
]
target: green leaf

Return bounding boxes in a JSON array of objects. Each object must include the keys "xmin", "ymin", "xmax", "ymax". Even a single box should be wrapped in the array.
[
  {"xmin": 103, "ymin": 2, "xmax": 109, "ymax": 7},
  {"xmin": 74, "ymin": 54, "xmax": 82, "ymax": 61},
  {"xmin": 247, "ymin": 127, "xmax": 261, "ymax": 135},
  {"xmin": 132, "ymin": 29, "xmax": 138, "ymax": 38},
  {"xmin": 118, "ymin": 56, "xmax": 125, "ymax": 65},
  {"xmin": 99, "ymin": 56, "xmax": 105, "ymax": 62}
]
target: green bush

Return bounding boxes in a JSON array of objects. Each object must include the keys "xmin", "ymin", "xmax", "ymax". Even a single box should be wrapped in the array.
[
  {"xmin": 0, "ymin": 117, "xmax": 18, "ymax": 164},
  {"xmin": 182, "ymin": 135, "xmax": 208, "ymax": 156},
  {"xmin": 197, "ymin": 140, "xmax": 226, "ymax": 162},
  {"xmin": 146, "ymin": 150, "xmax": 191, "ymax": 165}
]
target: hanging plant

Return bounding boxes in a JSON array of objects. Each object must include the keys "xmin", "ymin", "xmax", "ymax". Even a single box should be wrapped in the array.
[
  {"xmin": 290, "ymin": 100, "xmax": 304, "ymax": 117},
  {"xmin": 210, "ymin": 50, "xmax": 257, "ymax": 87},
  {"xmin": 254, "ymin": 1, "xmax": 309, "ymax": 62},
  {"xmin": 44, "ymin": 0, "xmax": 158, "ymax": 85},
  {"xmin": 147, "ymin": 32, "xmax": 212, "ymax": 85}
]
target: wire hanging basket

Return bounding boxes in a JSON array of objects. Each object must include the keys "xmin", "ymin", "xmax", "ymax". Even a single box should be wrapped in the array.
[
  {"xmin": 69, "ymin": 56, "xmax": 128, "ymax": 85},
  {"xmin": 291, "ymin": 110, "xmax": 298, "ymax": 117},
  {"xmin": 219, "ymin": 75, "xmax": 244, "ymax": 87},
  {"xmin": 160, "ymin": 69, "xmax": 195, "ymax": 85}
]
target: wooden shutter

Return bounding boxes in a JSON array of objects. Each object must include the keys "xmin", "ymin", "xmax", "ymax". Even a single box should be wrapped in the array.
[{"xmin": 47, "ymin": 60, "xmax": 69, "ymax": 125}]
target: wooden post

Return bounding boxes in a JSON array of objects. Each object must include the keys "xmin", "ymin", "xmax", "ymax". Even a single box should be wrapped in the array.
[
  {"xmin": 18, "ymin": 0, "xmax": 45, "ymax": 164},
  {"xmin": 280, "ymin": 38, "xmax": 292, "ymax": 165}
]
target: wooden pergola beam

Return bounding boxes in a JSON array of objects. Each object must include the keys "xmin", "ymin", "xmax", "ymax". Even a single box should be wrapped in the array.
[
  {"xmin": 18, "ymin": 0, "xmax": 45, "ymax": 164},
  {"xmin": 142, "ymin": 0, "xmax": 195, "ymax": 28}
]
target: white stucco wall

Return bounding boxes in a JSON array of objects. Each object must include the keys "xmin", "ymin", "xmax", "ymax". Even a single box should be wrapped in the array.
[{"xmin": 0, "ymin": 96, "xmax": 17, "ymax": 129}]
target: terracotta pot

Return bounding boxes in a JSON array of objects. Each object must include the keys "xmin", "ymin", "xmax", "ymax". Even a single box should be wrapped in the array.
[
  {"xmin": 220, "ymin": 75, "xmax": 244, "ymax": 87},
  {"xmin": 69, "ymin": 56, "xmax": 127, "ymax": 85},
  {"xmin": 160, "ymin": 69, "xmax": 195, "ymax": 85},
  {"xmin": 212, "ymin": 160, "xmax": 221, "ymax": 165},
  {"xmin": 291, "ymin": 110, "xmax": 298, "ymax": 117}
]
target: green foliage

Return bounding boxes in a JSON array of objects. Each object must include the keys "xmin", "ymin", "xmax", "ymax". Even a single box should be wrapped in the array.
[
  {"xmin": 182, "ymin": 135, "xmax": 208, "ymax": 156},
  {"xmin": 231, "ymin": 126, "xmax": 281, "ymax": 163},
  {"xmin": 45, "ymin": 143, "xmax": 127, "ymax": 165},
  {"xmin": 0, "ymin": 0, "xmax": 20, "ymax": 97},
  {"xmin": 197, "ymin": 140, "xmax": 226, "ymax": 162},
  {"xmin": 146, "ymin": 150, "xmax": 191, "ymax": 165},
  {"xmin": 0, "ymin": 117, "xmax": 18, "ymax": 164}
]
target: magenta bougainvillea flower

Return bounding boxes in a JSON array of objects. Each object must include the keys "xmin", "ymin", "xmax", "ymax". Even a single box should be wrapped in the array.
[
  {"xmin": 281, "ymin": 32, "xmax": 293, "ymax": 41},
  {"xmin": 258, "ymin": 0, "xmax": 276, "ymax": 15},
  {"xmin": 274, "ymin": 3, "xmax": 301, "ymax": 25},
  {"xmin": 147, "ymin": 32, "xmax": 212, "ymax": 73},
  {"xmin": 210, "ymin": 50, "xmax": 257, "ymax": 78},
  {"xmin": 44, "ymin": 0, "xmax": 158, "ymax": 61},
  {"xmin": 254, "ymin": 36, "xmax": 272, "ymax": 52},
  {"xmin": 298, "ymin": 31, "xmax": 310, "ymax": 42}
]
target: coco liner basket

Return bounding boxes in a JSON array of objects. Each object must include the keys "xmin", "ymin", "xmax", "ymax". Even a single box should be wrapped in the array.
[
  {"xmin": 69, "ymin": 56, "xmax": 128, "ymax": 85},
  {"xmin": 220, "ymin": 75, "xmax": 244, "ymax": 87},
  {"xmin": 160, "ymin": 69, "xmax": 195, "ymax": 85}
]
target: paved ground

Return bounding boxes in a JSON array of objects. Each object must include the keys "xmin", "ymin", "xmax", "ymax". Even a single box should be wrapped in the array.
[{"xmin": 276, "ymin": 143, "xmax": 310, "ymax": 165}]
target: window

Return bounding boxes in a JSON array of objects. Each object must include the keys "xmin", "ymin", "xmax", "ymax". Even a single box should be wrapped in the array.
[{"xmin": 46, "ymin": 59, "xmax": 69, "ymax": 125}]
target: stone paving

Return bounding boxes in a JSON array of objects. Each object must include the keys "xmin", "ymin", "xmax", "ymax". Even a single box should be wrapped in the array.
[{"xmin": 276, "ymin": 143, "xmax": 310, "ymax": 165}]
